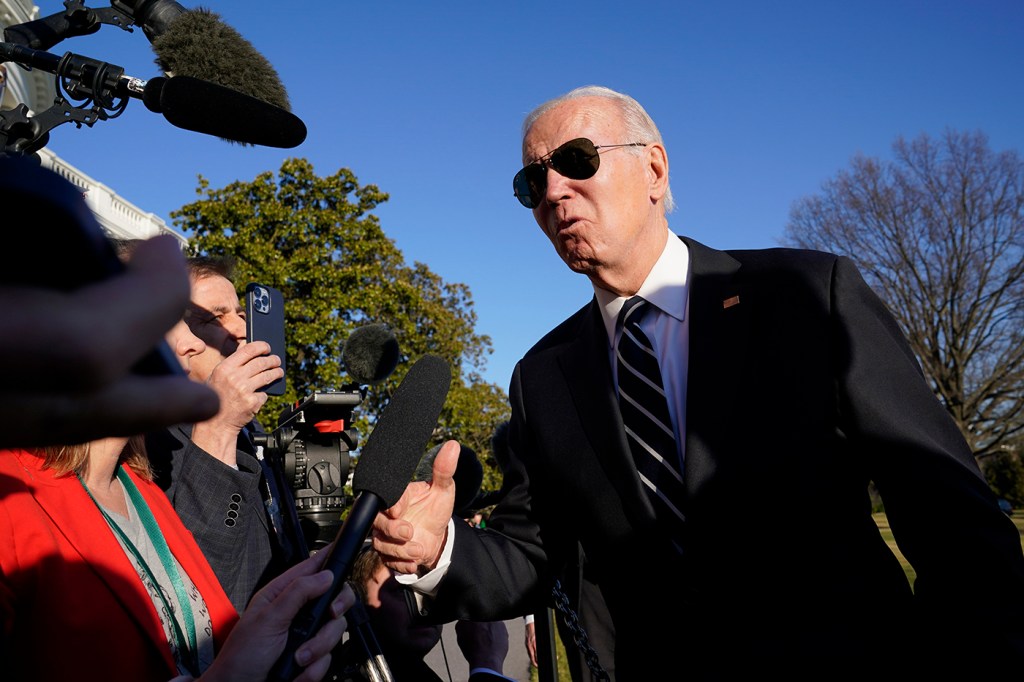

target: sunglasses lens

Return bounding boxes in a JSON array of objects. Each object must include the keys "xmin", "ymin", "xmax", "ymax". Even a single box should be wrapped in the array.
[
  {"xmin": 549, "ymin": 139, "xmax": 600, "ymax": 180},
  {"xmin": 513, "ymin": 164, "xmax": 545, "ymax": 208},
  {"xmin": 512, "ymin": 139, "xmax": 601, "ymax": 209}
]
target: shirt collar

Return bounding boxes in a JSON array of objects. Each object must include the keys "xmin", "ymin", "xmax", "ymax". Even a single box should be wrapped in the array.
[{"xmin": 595, "ymin": 230, "xmax": 690, "ymax": 344}]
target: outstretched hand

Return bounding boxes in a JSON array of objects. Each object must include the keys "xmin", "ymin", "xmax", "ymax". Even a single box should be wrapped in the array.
[
  {"xmin": 371, "ymin": 440, "xmax": 460, "ymax": 575},
  {"xmin": 199, "ymin": 546, "xmax": 356, "ymax": 682}
]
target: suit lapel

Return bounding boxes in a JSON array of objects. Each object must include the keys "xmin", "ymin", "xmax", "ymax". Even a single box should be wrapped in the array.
[
  {"xmin": 682, "ymin": 237, "xmax": 749, "ymax": 499},
  {"xmin": 557, "ymin": 299, "xmax": 662, "ymax": 526}
]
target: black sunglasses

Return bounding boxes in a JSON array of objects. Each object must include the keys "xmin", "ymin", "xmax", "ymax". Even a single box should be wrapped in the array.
[{"xmin": 513, "ymin": 138, "xmax": 648, "ymax": 209}]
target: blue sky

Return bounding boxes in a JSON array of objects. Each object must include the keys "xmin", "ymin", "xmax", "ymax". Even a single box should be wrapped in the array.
[{"xmin": 39, "ymin": 0, "xmax": 1024, "ymax": 392}]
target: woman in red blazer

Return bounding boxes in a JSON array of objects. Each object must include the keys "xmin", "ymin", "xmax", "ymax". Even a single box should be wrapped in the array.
[
  {"xmin": 0, "ymin": 437, "xmax": 239, "ymax": 681},
  {"xmin": 0, "ymin": 318, "xmax": 353, "ymax": 682}
]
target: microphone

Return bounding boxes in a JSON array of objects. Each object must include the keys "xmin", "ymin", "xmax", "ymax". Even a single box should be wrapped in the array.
[
  {"xmin": 3, "ymin": 2, "xmax": 290, "ymax": 111},
  {"xmin": 342, "ymin": 324, "xmax": 401, "ymax": 386},
  {"xmin": 141, "ymin": 75, "xmax": 305, "ymax": 148},
  {"xmin": 269, "ymin": 354, "xmax": 452, "ymax": 682},
  {"xmin": 0, "ymin": 43, "xmax": 305, "ymax": 149},
  {"xmin": 146, "ymin": 6, "xmax": 291, "ymax": 111}
]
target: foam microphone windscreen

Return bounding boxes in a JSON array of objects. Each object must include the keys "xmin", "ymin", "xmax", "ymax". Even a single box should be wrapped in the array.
[
  {"xmin": 143, "ymin": 76, "xmax": 306, "ymax": 148},
  {"xmin": 352, "ymin": 354, "xmax": 452, "ymax": 507},
  {"xmin": 148, "ymin": 8, "xmax": 290, "ymax": 111},
  {"xmin": 342, "ymin": 324, "xmax": 400, "ymax": 385}
]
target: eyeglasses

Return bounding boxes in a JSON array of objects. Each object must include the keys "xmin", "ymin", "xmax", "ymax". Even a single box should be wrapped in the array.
[{"xmin": 513, "ymin": 138, "xmax": 648, "ymax": 209}]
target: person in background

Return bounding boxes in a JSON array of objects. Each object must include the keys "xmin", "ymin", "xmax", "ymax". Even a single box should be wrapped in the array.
[
  {"xmin": 371, "ymin": 85, "xmax": 1024, "ymax": 678},
  {"xmin": 0, "ymin": 309, "xmax": 353, "ymax": 682},
  {"xmin": 523, "ymin": 614, "xmax": 537, "ymax": 669},
  {"xmin": 147, "ymin": 255, "xmax": 301, "ymax": 612}
]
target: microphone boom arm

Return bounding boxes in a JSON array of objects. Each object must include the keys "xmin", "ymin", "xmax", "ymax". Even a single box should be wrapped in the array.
[
  {"xmin": 2, "ymin": 0, "xmax": 179, "ymax": 51},
  {"xmin": 0, "ymin": 42, "xmax": 138, "ymax": 156}
]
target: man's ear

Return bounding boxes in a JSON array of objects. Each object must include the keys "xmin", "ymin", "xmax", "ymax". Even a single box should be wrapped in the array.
[{"xmin": 647, "ymin": 142, "xmax": 669, "ymax": 205}]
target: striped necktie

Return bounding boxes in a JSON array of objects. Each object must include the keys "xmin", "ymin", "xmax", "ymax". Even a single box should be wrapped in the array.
[{"xmin": 616, "ymin": 296, "xmax": 686, "ymax": 547}]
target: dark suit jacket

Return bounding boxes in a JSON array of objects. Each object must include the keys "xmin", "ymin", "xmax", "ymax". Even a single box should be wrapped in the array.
[
  {"xmin": 429, "ymin": 237, "xmax": 1024, "ymax": 678},
  {"xmin": 147, "ymin": 423, "xmax": 282, "ymax": 612},
  {"xmin": 0, "ymin": 449, "xmax": 238, "ymax": 682}
]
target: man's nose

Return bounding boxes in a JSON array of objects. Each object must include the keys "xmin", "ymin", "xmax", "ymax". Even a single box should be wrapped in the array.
[
  {"xmin": 543, "ymin": 166, "xmax": 573, "ymax": 203},
  {"xmin": 225, "ymin": 313, "xmax": 247, "ymax": 341}
]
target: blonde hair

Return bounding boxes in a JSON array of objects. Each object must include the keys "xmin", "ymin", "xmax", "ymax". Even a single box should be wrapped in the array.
[{"xmin": 40, "ymin": 435, "xmax": 152, "ymax": 480}]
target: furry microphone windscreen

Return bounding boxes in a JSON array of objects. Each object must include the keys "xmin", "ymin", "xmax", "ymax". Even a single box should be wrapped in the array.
[
  {"xmin": 149, "ymin": 8, "xmax": 290, "ymax": 111},
  {"xmin": 342, "ymin": 324, "xmax": 400, "ymax": 386}
]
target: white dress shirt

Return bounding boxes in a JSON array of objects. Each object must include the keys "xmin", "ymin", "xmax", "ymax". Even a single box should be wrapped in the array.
[{"xmin": 594, "ymin": 229, "xmax": 690, "ymax": 465}]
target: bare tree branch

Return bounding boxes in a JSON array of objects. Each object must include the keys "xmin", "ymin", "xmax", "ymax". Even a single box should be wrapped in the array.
[{"xmin": 785, "ymin": 130, "xmax": 1024, "ymax": 457}]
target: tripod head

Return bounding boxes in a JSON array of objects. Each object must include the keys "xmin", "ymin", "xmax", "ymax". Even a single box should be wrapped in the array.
[{"xmin": 255, "ymin": 388, "xmax": 363, "ymax": 550}]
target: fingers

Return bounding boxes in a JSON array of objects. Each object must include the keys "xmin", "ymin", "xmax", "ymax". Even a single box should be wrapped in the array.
[
  {"xmin": 204, "ymin": 345, "xmax": 284, "ymax": 426},
  {"xmin": 228, "ymin": 340, "xmax": 278, "ymax": 365},
  {"xmin": 208, "ymin": 344, "xmax": 284, "ymax": 395},
  {"xmin": 76, "ymin": 236, "xmax": 192, "ymax": 386},
  {"xmin": 432, "ymin": 440, "xmax": 461, "ymax": 486},
  {"xmin": 370, "ymin": 515, "xmax": 426, "ymax": 569},
  {"xmin": 369, "ymin": 461, "xmax": 457, "ymax": 575},
  {"xmin": 263, "ymin": 568, "xmax": 334, "ymax": 624},
  {"xmin": 290, "ymin": 583, "xmax": 354, "ymax": 681},
  {"xmin": 0, "ymin": 375, "xmax": 219, "ymax": 448},
  {"xmin": 0, "ymin": 235, "xmax": 191, "ymax": 391}
]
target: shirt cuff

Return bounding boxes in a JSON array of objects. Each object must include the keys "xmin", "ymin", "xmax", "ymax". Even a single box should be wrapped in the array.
[{"xmin": 393, "ymin": 517, "xmax": 456, "ymax": 598}]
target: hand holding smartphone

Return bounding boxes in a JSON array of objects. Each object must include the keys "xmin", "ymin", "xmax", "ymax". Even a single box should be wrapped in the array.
[{"xmin": 245, "ymin": 283, "xmax": 287, "ymax": 396}]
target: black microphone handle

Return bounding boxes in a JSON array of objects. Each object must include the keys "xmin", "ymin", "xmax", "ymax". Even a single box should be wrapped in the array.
[{"xmin": 268, "ymin": 489, "xmax": 383, "ymax": 682}]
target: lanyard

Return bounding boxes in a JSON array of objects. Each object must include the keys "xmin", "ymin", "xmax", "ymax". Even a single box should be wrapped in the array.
[{"xmin": 79, "ymin": 467, "xmax": 199, "ymax": 677}]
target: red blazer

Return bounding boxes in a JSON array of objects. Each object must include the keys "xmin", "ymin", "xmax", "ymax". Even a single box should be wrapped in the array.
[{"xmin": 0, "ymin": 449, "xmax": 239, "ymax": 682}]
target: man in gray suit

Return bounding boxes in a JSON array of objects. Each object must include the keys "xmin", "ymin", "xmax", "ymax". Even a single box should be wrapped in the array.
[
  {"xmin": 370, "ymin": 86, "xmax": 1024, "ymax": 679},
  {"xmin": 147, "ymin": 256, "xmax": 295, "ymax": 612}
]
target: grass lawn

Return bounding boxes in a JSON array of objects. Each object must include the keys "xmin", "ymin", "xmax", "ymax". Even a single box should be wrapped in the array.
[
  {"xmin": 528, "ymin": 621, "xmax": 572, "ymax": 682},
  {"xmin": 873, "ymin": 509, "xmax": 1024, "ymax": 586},
  {"xmin": 529, "ymin": 510, "xmax": 1024, "ymax": 681}
]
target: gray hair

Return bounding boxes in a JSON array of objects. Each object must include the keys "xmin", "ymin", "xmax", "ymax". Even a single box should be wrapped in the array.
[{"xmin": 521, "ymin": 85, "xmax": 675, "ymax": 214}]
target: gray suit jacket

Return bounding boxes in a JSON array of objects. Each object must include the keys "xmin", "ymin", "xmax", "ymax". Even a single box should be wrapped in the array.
[
  {"xmin": 426, "ymin": 236, "xmax": 1024, "ymax": 678},
  {"xmin": 147, "ymin": 423, "xmax": 280, "ymax": 612}
]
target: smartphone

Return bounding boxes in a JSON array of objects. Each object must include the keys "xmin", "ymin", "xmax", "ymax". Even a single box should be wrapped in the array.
[
  {"xmin": 0, "ymin": 154, "xmax": 182, "ymax": 377},
  {"xmin": 245, "ymin": 282, "xmax": 287, "ymax": 395}
]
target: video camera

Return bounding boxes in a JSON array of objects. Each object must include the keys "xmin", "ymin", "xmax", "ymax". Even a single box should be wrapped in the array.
[{"xmin": 254, "ymin": 388, "xmax": 363, "ymax": 551}]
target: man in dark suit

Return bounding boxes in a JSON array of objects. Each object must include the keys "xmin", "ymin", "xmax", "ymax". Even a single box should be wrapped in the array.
[
  {"xmin": 147, "ymin": 256, "xmax": 300, "ymax": 612},
  {"xmin": 371, "ymin": 86, "xmax": 1024, "ymax": 678}
]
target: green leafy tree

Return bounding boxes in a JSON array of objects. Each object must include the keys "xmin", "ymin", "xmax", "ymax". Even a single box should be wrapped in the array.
[
  {"xmin": 785, "ymin": 130, "xmax": 1024, "ymax": 459},
  {"xmin": 980, "ymin": 449, "xmax": 1024, "ymax": 507},
  {"xmin": 173, "ymin": 158, "xmax": 510, "ymax": 483}
]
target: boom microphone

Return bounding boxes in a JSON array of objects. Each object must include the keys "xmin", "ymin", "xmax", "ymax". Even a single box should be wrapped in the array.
[
  {"xmin": 269, "ymin": 354, "xmax": 452, "ymax": 682},
  {"xmin": 0, "ymin": 44, "xmax": 305, "ymax": 148},
  {"xmin": 342, "ymin": 324, "xmax": 401, "ymax": 386},
  {"xmin": 141, "ymin": 75, "xmax": 305, "ymax": 148},
  {"xmin": 3, "ymin": 2, "xmax": 297, "ymax": 148},
  {"xmin": 3, "ymin": 2, "xmax": 290, "ymax": 109}
]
